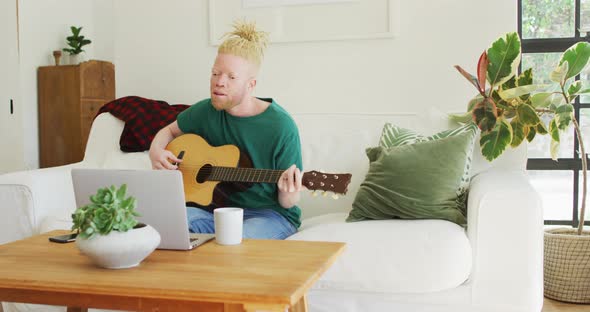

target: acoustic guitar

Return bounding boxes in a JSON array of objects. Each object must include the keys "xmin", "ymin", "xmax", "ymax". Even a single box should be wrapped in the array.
[{"xmin": 165, "ymin": 134, "xmax": 352, "ymax": 207}]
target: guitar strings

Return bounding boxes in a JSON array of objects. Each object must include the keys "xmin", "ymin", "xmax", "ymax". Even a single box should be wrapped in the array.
[
  {"xmin": 178, "ymin": 165, "xmax": 283, "ymax": 174},
  {"xmin": 179, "ymin": 164, "xmax": 285, "ymax": 175},
  {"xmin": 177, "ymin": 165, "xmax": 346, "ymax": 193},
  {"xmin": 178, "ymin": 164, "xmax": 283, "ymax": 173},
  {"xmin": 178, "ymin": 164, "xmax": 284, "ymax": 182}
]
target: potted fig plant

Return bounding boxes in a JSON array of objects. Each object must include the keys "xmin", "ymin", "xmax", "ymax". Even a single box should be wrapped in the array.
[
  {"xmin": 62, "ymin": 26, "xmax": 91, "ymax": 65},
  {"xmin": 453, "ymin": 32, "xmax": 590, "ymax": 303},
  {"xmin": 71, "ymin": 184, "xmax": 160, "ymax": 269}
]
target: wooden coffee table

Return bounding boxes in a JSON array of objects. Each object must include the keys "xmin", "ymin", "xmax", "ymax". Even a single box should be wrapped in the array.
[{"xmin": 0, "ymin": 231, "xmax": 345, "ymax": 312}]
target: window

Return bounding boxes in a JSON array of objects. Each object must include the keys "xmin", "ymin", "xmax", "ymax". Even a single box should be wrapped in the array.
[{"xmin": 519, "ymin": 0, "xmax": 590, "ymax": 227}]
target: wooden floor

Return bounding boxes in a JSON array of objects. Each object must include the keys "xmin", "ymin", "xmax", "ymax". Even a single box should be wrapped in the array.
[
  {"xmin": 543, "ymin": 298, "xmax": 590, "ymax": 312},
  {"xmin": 0, "ymin": 298, "xmax": 588, "ymax": 312}
]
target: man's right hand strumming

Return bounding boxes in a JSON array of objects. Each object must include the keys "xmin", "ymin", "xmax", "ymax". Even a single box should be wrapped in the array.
[
  {"xmin": 149, "ymin": 121, "xmax": 184, "ymax": 170},
  {"xmin": 149, "ymin": 148, "xmax": 182, "ymax": 170}
]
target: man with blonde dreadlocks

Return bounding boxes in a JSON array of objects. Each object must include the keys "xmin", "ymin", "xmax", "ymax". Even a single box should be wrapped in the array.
[{"xmin": 149, "ymin": 20, "xmax": 302, "ymax": 239}]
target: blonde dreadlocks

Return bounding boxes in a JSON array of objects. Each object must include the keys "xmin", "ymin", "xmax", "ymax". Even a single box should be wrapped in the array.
[{"xmin": 218, "ymin": 19, "xmax": 269, "ymax": 68}]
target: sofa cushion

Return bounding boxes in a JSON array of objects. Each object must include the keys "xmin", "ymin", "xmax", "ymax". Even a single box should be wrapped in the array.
[
  {"xmin": 347, "ymin": 129, "xmax": 476, "ymax": 225},
  {"xmin": 380, "ymin": 121, "xmax": 477, "ymax": 147},
  {"xmin": 380, "ymin": 122, "xmax": 478, "ymax": 188},
  {"xmin": 289, "ymin": 213, "xmax": 472, "ymax": 293}
]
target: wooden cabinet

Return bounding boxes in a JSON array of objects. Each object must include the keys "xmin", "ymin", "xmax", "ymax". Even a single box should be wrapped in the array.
[{"xmin": 38, "ymin": 60, "xmax": 115, "ymax": 168}]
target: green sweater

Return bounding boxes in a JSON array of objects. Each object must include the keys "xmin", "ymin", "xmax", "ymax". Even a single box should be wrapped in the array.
[{"xmin": 176, "ymin": 98, "xmax": 302, "ymax": 228}]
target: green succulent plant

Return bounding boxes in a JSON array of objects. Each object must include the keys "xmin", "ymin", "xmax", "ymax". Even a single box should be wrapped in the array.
[
  {"xmin": 71, "ymin": 184, "xmax": 140, "ymax": 239},
  {"xmin": 452, "ymin": 32, "xmax": 590, "ymax": 235},
  {"xmin": 62, "ymin": 26, "xmax": 91, "ymax": 55}
]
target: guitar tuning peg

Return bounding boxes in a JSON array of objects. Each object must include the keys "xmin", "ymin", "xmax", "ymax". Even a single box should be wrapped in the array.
[
  {"xmin": 322, "ymin": 191, "xmax": 328, "ymax": 197},
  {"xmin": 331, "ymin": 194, "xmax": 339, "ymax": 200},
  {"xmin": 311, "ymin": 191, "xmax": 318, "ymax": 197}
]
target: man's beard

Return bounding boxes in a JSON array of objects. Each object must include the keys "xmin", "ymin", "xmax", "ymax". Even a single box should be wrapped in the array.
[
  {"xmin": 211, "ymin": 98, "xmax": 238, "ymax": 111},
  {"xmin": 212, "ymin": 92, "xmax": 246, "ymax": 111}
]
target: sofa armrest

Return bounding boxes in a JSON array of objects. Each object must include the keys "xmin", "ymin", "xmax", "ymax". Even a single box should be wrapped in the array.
[
  {"xmin": 0, "ymin": 163, "xmax": 83, "ymax": 243},
  {"xmin": 0, "ymin": 184, "xmax": 34, "ymax": 244},
  {"xmin": 467, "ymin": 170, "xmax": 543, "ymax": 311}
]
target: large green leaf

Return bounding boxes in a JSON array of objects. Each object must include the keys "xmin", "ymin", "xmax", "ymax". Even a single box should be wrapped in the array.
[
  {"xmin": 510, "ymin": 117, "xmax": 526, "ymax": 147},
  {"xmin": 498, "ymin": 84, "xmax": 544, "ymax": 100},
  {"xmin": 480, "ymin": 118, "xmax": 513, "ymax": 161},
  {"xmin": 473, "ymin": 98, "xmax": 498, "ymax": 132},
  {"xmin": 487, "ymin": 32, "xmax": 521, "ymax": 88},
  {"xmin": 559, "ymin": 41, "xmax": 590, "ymax": 80},
  {"xmin": 531, "ymin": 92, "xmax": 562, "ymax": 108},
  {"xmin": 555, "ymin": 104, "xmax": 574, "ymax": 130},
  {"xmin": 517, "ymin": 104, "xmax": 541, "ymax": 125}
]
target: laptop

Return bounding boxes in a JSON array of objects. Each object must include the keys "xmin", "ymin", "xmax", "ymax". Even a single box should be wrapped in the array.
[{"xmin": 71, "ymin": 168, "xmax": 214, "ymax": 250}]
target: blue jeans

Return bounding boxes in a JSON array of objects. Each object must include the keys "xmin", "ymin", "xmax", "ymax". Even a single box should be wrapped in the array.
[{"xmin": 186, "ymin": 207, "xmax": 297, "ymax": 240}]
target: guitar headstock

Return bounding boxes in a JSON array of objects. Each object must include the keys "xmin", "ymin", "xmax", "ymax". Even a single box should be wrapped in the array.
[{"xmin": 302, "ymin": 170, "xmax": 352, "ymax": 196}]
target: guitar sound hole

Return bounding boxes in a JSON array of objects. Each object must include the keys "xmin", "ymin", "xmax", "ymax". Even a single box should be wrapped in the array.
[{"xmin": 196, "ymin": 164, "xmax": 213, "ymax": 183}]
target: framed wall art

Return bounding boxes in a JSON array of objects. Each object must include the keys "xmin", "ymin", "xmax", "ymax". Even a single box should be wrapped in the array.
[{"xmin": 208, "ymin": 0, "xmax": 399, "ymax": 45}]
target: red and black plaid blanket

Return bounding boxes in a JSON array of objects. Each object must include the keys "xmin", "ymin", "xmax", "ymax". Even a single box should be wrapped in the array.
[{"xmin": 95, "ymin": 96, "xmax": 190, "ymax": 152}]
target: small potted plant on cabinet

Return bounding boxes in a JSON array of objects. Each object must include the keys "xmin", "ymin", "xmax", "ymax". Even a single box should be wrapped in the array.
[{"xmin": 62, "ymin": 26, "xmax": 91, "ymax": 65}]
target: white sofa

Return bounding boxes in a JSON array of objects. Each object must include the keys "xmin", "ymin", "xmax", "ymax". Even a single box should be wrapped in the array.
[{"xmin": 0, "ymin": 112, "xmax": 544, "ymax": 312}]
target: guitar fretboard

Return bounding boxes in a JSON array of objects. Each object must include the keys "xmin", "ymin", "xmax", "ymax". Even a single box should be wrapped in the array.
[{"xmin": 207, "ymin": 166, "xmax": 285, "ymax": 183}]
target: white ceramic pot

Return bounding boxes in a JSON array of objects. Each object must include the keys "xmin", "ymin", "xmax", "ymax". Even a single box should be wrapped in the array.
[
  {"xmin": 76, "ymin": 224, "xmax": 161, "ymax": 269},
  {"xmin": 69, "ymin": 53, "xmax": 87, "ymax": 65}
]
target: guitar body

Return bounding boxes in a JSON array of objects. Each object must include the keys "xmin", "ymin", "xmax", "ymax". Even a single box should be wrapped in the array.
[{"xmin": 166, "ymin": 134, "xmax": 240, "ymax": 206}]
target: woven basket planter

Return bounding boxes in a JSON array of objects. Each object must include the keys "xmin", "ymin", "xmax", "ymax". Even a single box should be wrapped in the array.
[{"xmin": 544, "ymin": 228, "xmax": 590, "ymax": 303}]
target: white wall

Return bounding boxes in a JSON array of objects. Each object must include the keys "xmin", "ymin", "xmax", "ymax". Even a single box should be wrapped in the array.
[
  {"xmin": 112, "ymin": 0, "xmax": 516, "ymax": 119},
  {"xmin": 112, "ymin": 0, "xmax": 212, "ymax": 104},
  {"xmin": 16, "ymin": 0, "xmax": 516, "ymax": 169},
  {"xmin": 18, "ymin": 0, "xmax": 114, "ymax": 169}
]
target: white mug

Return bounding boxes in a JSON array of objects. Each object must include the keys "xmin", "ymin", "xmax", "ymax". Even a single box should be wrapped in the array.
[{"xmin": 213, "ymin": 208, "xmax": 243, "ymax": 245}]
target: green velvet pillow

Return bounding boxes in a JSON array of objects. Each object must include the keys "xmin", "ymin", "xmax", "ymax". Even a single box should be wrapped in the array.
[
  {"xmin": 347, "ymin": 126, "xmax": 477, "ymax": 225},
  {"xmin": 380, "ymin": 122, "xmax": 478, "ymax": 191}
]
